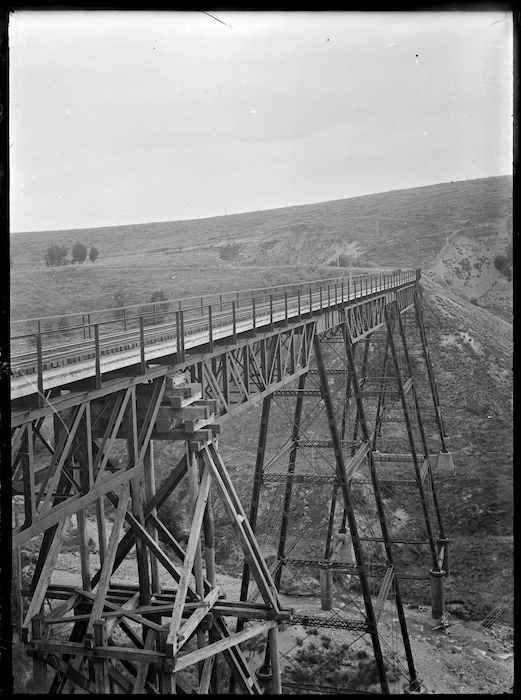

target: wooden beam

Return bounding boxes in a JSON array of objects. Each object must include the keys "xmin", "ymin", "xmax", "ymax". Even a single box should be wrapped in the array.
[
  {"xmin": 174, "ymin": 621, "xmax": 276, "ymax": 673},
  {"xmin": 166, "ymin": 465, "xmax": 211, "ymax": 655},
  {"xmin": 177, "ymin": 586, "xmax": 221, "ymax": 652},
  {"xmin": 13, "ymin": 464, "xmax": 140, "ymax": 548},
  {"xmin": 84, "ymin": 482, "xmax": 130, "ymax": 645},
  {"xmin": 202, "ymin": 444, "xmax": 281, "ymax": 612},
  {"xmin": 22, "ymin": 518, "xmax": 68, "ymax": 640}
]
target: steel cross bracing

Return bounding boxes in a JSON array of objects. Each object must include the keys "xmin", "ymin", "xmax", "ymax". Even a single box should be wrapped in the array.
[{"xmin": 11, "ymin": 269, "xmax": 452, "ymax": 694}]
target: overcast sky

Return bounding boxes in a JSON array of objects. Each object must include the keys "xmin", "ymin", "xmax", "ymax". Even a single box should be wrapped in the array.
[{"xmin": 9, "ymin": 10, "xmax": 513, "ymax": 233}]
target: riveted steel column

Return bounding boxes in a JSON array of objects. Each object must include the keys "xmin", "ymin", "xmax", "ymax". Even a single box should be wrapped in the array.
[{"xmin": 342, "ymin": 324, "xmax": 419, "ymax": 690}]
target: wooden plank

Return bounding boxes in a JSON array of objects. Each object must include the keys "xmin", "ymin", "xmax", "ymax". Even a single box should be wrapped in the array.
[
  {"xmin": 202, "ymin": 445, "xmax": 281, "ymax": 612},
  {"xmin": 40, "ymin": 653, "xmax": 95, "ymax": 693},
  {"xmin": 76, "ymin": 509, "xmax": 92, "ymax": 592},
  {"xmin": 198, "ymin": 656, "xmax": 214, "ymax": 694},
  {"xmin": 113, "ymin": 508, "xmax": 185, "ymax": 589},
  {"xmin": 132, "ymin": 628, "xmax": 157, "ymax": 694},
  {"xmin": 31, "ymin": 639, "xmax": 173, "ymax": 666},
  {"xmin": 174, "ymin": 621, "xmax": 276, "ymax": 673},
  {"xmin": 13, "ymin": 464, "xmax": 140, "ymax": 548},
  {"xmin": 93, "ymin": 619, "xmax": 110, "ymax": 693},
  {"xmin": 22, "ymin": 518, "xmax": 68, "ymax": 640},
  {"xmin": 38, "ymin": 404, "xmax": 86, "ymax": 514},
  {"xmin": 84, "ymin": 482, "xmax": 130, "ymax": 645},
  {"xmin": 94, "ymin": 388, "xmax": 133, "ymax": 485},
  {"xmin": 130, "ymin": 474, "xmax": 152, "ymax": 606},
  {"xmin": 166, "ymin": 466, "xmax": 211, "ymax": 655},
  {"xmin": 177, "ymin": 586, "xmax": 221, "ymax": 651},
  {"xmin": 79, "ymin": 592, "xmax": 163, "ymax": 633}
]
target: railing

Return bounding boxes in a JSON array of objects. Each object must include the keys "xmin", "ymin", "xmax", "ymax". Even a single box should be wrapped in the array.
[{"xmin": 11, "ymin": 269, "xmax": 419, "ymax": 400}]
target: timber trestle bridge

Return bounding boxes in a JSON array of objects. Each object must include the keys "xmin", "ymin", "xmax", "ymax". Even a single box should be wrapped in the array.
[{"xmin": 11, "ymin": 268, "xmax": 453, "ymax": 694}]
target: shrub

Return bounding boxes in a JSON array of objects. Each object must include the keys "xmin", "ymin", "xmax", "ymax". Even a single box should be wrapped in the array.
[
  {"xmin": 219, "ymin": 243, "xmax": 241, "ymax": 261},
  {"xmin": 89, "ymin": 245, "xmax": 99, "ymax": 263},
  {"xmin": 45, "ymin": 244, "xmax": 68, "ymax": 267},
  {"xmin": 493, "ymin": 249, "xmax": 512, "ymax": 281},
  {"xmin": 72, "ymin": 241, "xmax": 88, "ymax": 264}
]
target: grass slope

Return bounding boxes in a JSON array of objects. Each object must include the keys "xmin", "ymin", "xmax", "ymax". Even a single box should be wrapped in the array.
[{"xmin": 10, "ymin": 175, "xmax": 512, "ymax": 320}]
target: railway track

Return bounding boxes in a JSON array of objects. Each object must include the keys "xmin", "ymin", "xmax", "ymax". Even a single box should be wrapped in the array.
[{"xmin": 11, "ymin": 269, "xmax": 416, "ymax": 399}]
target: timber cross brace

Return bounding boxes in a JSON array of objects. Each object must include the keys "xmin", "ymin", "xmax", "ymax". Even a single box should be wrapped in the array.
[{"xmin": 11, "ymin": 270, "xmax": 454, "ymax": 694}]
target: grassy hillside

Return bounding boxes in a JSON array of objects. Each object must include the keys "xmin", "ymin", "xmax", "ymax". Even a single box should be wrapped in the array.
[
  {"xmin": 10, "ymin": 175, "xmax": 512, "ymax": 321},
  {"xmin": 419, "ymin": 279, "xmax": 512, "ymax": 618}
]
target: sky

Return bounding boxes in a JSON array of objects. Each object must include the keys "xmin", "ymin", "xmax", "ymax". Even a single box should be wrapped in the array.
[{"xmin": 9, "ymin": 10, "xmax": 513, "ymax": 233}]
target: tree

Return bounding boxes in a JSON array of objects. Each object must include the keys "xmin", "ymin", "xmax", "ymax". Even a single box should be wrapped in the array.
[
  {"xmin": 45, "ymin": 244, "xmax": 68, "ymax": 267},
  {"xmin": 148, "ymin": 289, "xmax": 169, "ymax": 324},
  {"xmin": 72, "ymin": 241, "xmax": 88, "ymax": 264},
  {"xmin": 89, "ymin": 246, "xmax": 99, "ymax": 263}
]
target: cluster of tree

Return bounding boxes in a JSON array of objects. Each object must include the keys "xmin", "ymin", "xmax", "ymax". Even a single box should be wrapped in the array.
[
  {"xmin": 493, "ymin": 244, "xmax": 512, "ymax": 281},
  {"xmin": 45, "ymin": 242, "xmax": 99, "ymax": 267}
]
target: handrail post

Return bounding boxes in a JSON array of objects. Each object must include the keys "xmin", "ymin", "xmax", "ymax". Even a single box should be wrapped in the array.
[
  {"xmin": 94, "ymin": 324, "xmax": 101, "ymax": 390},
  {"xmin": 297, "ymin": 289, "xmax": 301, "ymax": 321},
  {"xmin": 334, "ymin": 283, "xmax": 338, "ymax": 307},
  {"xmin": 180, "ymin": 310, "xmax": 185, "ymax": 362},
  {"xmin": 176, "ymin": 311, "xmax": 181, "ymax": 359},
  {"xmin": 327, "ymin": 284, "xmax": 331, "ymax": 308},
  {"xmin": 36, "ymin": 333, "xmax": 44, "ymax": 408},
  {"xmin": 154, "ymin": 303, "xmax": 157, "ymax": 326},
  {"xmin": 123, "ymin": 307, "xmax": 127, "ymax": 332},
  {"xmin": 88, "ymin": 313, "xmax": 92, "ymax": 339},
  {"xmin": 320, "ymin": 286, "xmax": 323, "ymax": 310},
  {"xmin": 252, "ymin": 298, "xmax": 257, "ymax": 337},
  {"xmin": 232, "ymin": 301, "xmax": 237, "ymax": 344},
  {"xmin": 284, "ymin": 292, "xmax": 288, "ymax": 325},
  {"xmin": 208, "ymin": 305, "xmax": 214, "ymax": 353},
  {"xmin": 309, "ymin": 286, "xmax": 313, "ymax": 316},
  {"xmin": 140, "ymin": 317, "xmax": 146, "ymax": 373},
  {"xmin": 220, "ymin": 294, "xmax": 223, "ymax": 312},
  {"xmin": 269, "ymin": 294, "xmax": 274, "ymax": 331}
]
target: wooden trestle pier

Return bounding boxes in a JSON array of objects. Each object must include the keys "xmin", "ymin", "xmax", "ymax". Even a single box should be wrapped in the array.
[{"xmin": 10, "ymin": 269, "xmax": 453, "ymax": 694}]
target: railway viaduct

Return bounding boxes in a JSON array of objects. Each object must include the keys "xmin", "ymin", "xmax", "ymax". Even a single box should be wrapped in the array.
[{"xmin": 10, "ymin": 269, "xmax": 453, "ymax": 694}]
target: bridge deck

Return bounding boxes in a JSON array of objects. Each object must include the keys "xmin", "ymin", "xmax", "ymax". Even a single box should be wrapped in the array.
[{"xmin": 11, "ymin": 269, "xmax": 418, "ymax": 400}]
